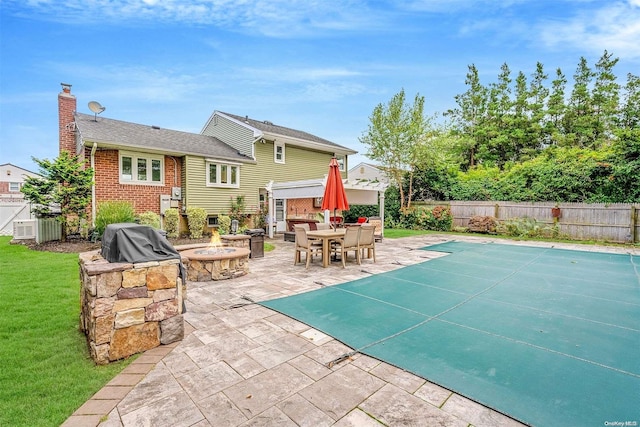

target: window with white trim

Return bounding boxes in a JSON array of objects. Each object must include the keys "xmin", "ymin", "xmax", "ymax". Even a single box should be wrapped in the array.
[
  {"xmin": 120, "ymin": 152, "xmax": 163, "ymax": 184},
  {"xmin": 274, "ymin": 143, "xmax": 285, "ymax": 164},
  {"xmin": 9, "ymin": 182, "xmax": 21, "ymax": 192},
  {"xmin": 336, "ymin": 155, "xmax": 346, "ymax": 171},
  {"xmin": 207, "ymin": 161, "xmax": 240, "ymax": 188}
]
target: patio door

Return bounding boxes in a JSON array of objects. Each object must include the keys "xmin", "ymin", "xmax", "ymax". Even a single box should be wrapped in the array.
[{"xmin": 275, "ymin": 199, "xmax": 287, "ymax": 232}]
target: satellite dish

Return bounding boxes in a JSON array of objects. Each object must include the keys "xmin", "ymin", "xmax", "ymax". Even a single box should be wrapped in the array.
[{"xmin": 88, "ymin": 101, "xmax": 106, "ymax": 121}]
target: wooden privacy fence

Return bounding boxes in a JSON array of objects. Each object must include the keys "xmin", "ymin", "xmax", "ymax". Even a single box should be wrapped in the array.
[{"xmin": 417, "ymin": 201, "xmax": 639, "ymax": 244}]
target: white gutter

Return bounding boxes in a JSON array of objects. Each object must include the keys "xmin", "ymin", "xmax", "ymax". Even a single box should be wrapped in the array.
[{"xmin": 251, "ymin": 135, "xmax": 263, "ymax": 160}]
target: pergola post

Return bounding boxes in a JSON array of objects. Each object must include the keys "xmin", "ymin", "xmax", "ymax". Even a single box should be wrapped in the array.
[
  {"xmin": 265, "ymin": 181, "xmax": 275, "ymax": 239},
  {"xmin": 379, "ymin": 190, "xmax": 385, "ymax": 238}
]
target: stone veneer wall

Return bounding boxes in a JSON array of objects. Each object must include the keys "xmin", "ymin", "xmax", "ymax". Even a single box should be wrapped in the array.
[
  {"xmin": 79, "ymin": 250, "xmax": 185, "ymax": 365},
  {"xmin": 183, "ymin": 250, "xmax": 250, "ymax": 282},
  {"xmin": 221, "ymin": 234, "xmax": 250, "ymax": 248}
]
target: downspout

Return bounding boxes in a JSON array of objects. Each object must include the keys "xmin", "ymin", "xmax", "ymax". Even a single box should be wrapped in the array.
[
  {"xmin": 169, "ymin": 156, "xmax": 178, "ymax": 186},
  {"xmin": 251, "ymin": 135, "xmax": 263, "ymax": 160},
  {"xmin": 165, "ymin": 156, "xmax": 179, "ymax": 231},
  {"xmin": 90, "ymin": 142, "xmax": 97, "ymax": 227},
  {"xmin": 266, "ymin": 180, "xmax": 274, "ymax": 238}
]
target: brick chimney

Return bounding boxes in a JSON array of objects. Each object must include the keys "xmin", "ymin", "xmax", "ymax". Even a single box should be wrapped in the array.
[{"xmin": 59, "ymin": 83, "xmax": 77, "ymax": 154}]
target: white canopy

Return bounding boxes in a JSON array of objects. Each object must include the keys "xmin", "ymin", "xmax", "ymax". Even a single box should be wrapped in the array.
[{"xmin": 265, "ymin": 177, "xmax": 388, "ymax": 238}]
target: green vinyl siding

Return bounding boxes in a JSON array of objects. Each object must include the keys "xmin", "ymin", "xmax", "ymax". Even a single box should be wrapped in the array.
[
  {"xmin": 184, "ymin": 142, "xmax": 347, "ymax": 216},
  {"xmin": 201, "ymin": 115, "xmax": 254, "ymax": 158},
  {"xmin": 184, "ymin": 156, "xmax": 250, "ymax": 213},
  {"xmin": 252, "ymin": 141, "xmax": 338, "ymax": 181}
]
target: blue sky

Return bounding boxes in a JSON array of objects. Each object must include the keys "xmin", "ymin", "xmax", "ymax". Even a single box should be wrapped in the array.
[{"xmin": 1, "ymin": 0, "xmax": 639, "ymax": 173}]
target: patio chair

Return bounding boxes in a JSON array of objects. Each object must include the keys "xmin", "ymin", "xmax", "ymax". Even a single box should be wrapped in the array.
[
  {"xmin": 367, "ymin": 217, "xmax": 383, "ymax": 241},
  {"xmin": 315, "ymin": 223, "xmax": 331, "ymax": 230},
  {"xmin": 329, "ymin": 216, "xmax": 344, "ymax": 228},
  {"xmin": 294, "ymin": 225, "xmax": 322, "ymax": 269},
  {"xmin": 332, "ymin": 226, "xmax": 361, "ymax": 268},
  {"xmin": 358, "ymin": 225, "xmax": 376, "ymax": 263}
]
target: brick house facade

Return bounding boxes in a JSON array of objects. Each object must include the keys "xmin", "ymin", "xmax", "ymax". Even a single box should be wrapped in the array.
[
  {"xmin": 91, "ymin": 150, "xmax": 182, "ymax": 214},
  {"xmin": 58, "ymin": 84, "xmax": 186, "ymax": 218}
]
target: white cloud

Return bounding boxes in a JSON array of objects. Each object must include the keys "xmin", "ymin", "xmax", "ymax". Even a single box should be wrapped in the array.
[
  {"xmin": 302, "ymin": 81, "xmax": 368, "ymax": 102},
  {"xmin": 3, "ymin": 0, "xmax": 379, "ymax": 37},
  {"xmin": 45, "ymin": 61, "xmax": 213, "ymax": 103},
  {"xmin": 238, "ymin": 66, "xmax": 365, "ymax": 83},
  {"xmin": 538, "ymin": 0, "xmax": 640, "ymax": 59},
  {"xmin": 398, "ymin": 0, "xmax": 526, "ymax": 13}
]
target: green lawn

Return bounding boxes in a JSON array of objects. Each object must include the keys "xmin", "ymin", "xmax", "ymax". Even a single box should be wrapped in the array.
[
  {"xmin": 383, "ymin": 228, "xmax": 433, "ymax": 238},
  {"xmin": 0, "ymin": 237, "xmax": 131, "ymax": 427}
]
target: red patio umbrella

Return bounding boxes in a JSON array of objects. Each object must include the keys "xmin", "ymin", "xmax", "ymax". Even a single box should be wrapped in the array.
[{"xmin": 321, "ymin": 157, "xmax": 349, "ymax": 230}]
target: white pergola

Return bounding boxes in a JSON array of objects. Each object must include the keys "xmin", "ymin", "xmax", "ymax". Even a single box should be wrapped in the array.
[{"xmin": 264, "ymin": 177, "xmax": 388, "ymax": 238}]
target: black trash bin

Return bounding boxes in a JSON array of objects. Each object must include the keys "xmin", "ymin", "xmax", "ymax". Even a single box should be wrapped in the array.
[{"xmin": 245, "ymin": 228, "xmax": 265, "ymax": 258}]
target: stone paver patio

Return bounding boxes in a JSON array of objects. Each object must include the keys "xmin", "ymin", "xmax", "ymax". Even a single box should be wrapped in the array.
[{"xmin": 62, "ymin": 233, "xmax": 639, "ymax": 427}]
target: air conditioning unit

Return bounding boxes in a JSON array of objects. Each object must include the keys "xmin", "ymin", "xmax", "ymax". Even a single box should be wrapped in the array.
[{"xmin": 13, "ymin": 219, "xmax": 36, "ymax": 240}]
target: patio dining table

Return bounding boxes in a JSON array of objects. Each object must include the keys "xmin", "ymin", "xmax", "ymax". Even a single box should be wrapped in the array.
[{"xmin": 306, "ymin": 228, "xmax": 346, "ymax": 268}]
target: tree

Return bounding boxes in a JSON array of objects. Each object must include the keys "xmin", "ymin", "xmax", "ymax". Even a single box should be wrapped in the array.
[
  {"xmin": 21, "ymin": 151, "xmax": 94, "ymax": 241},
  {"xmin": 564, "ymin": 56, "xmax": 596, "ymax": 147},
  {"xmin": 545, "ymin": 67, "xmax": 567, "ymax": 145},
  {"xmin": 526, "ymin": 62, "xmax": 549, "ymax": 156},
  {"xmin": 446, "ymin": 65, "xmax": 489, "ymax": 169},
  {"xmin": 508, "ymin": 70, "xmax": 531, "ymax": 163},
  {"xmin": 605, "ymin": 128, "xmax": 640, "ymax": 202},
  {"xmin": 620, "ymin": 72, "xmax": 640, "ymax": 130},
  {"xmin": 359, "ymin": 88, "xmax": 429, "ymax": 210},
  {"xmin": 592, "ymin": 50, "xmax": 620, "ymax": 143},
  {"xmin": 610, "ymin": 73, "xmax": 640, "ymax": 201},
  {"xmin": 484, "ymin": 63, "xmax": 512, "ymax": 166}
]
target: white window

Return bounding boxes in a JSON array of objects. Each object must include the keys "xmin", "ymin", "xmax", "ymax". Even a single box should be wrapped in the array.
[
  {"xmin": 9, "ymin": 182, "xmax": 20, "ymax": 192},
  {"xmin": 259, "ymin": 193, "xmax": 266, "ymax": 212},
  {"xmin": 336, "ymin": 155, "xmax": 346, "ymax": 171},
  {"xmin": 274, "ymin": 143, "xmax": 285, "ymax": 164},
  {"xmin": 120, "ymin": 152, "xmax": 163, "ymax": 185},
  {"xmin": 207, "ymin": 161, "xmax": 240, "ymax": 188}
]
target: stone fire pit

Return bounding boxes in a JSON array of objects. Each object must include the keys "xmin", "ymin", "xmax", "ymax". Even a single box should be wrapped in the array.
[{"xmin": 180, "ymin": 246, "xmax": 250, "ymax": 281}]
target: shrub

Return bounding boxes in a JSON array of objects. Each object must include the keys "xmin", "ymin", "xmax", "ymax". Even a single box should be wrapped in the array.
[
  {"xmin": 186, "ymin": 207, "xmax": 207, "ymax": 239},
  {"xmin": 217, "ymin": 215, "xmax": 231, "ymax": 235},
  {"xmin": 95, "ymin": 201, "xmax": 135, "ymax": 237},
  {"xmin": 137, "ymin": 211, "xmax": 160, "ymax": 229},
  {"xmin": 468, "ymin": 215, "xmax": 497, "ymax": 233},
  {"xmin": 228, "ymin": 195, "xmax": 251, "ymax": 228},
  {"xmin": 496, "ymin": 217, "xmax": 558, "ymax": 238},
  {"xmin": 399, "ymin": 205, "xmax": 452, "ymax": 231},
  {"xmin": 343, "ymin": 205, "xmax": 378, "ymax": 223},
  {"xmin": 66, "ymin": 216, "xmax": 90, "ymax": 238},
  {"xmin": 253, "ymin": 208, "xmax": 267, "ymax": 231},
  {"xmin": 163, "ymin": 208, "xmax": 180, "ymax": 238}
]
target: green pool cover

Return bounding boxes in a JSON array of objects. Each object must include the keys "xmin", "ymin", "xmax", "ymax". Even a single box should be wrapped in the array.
[{"xmin": 261, "ymin": 242, "xmax": 640, "ymax": 426}]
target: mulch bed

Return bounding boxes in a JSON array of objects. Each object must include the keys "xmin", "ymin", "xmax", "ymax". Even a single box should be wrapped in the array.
[{"xmin": 13, "ymin": 236, "xmax": 211, "ymax": 254}]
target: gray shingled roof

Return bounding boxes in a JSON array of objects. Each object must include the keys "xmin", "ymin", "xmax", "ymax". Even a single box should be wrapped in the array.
[
  {"xmin": 75, "ymin": 113, "xmax": 251, "ymax": 162},
  {"xmin": 221, "ymin": 112, "xmax": 355, "ymax": 152}
]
